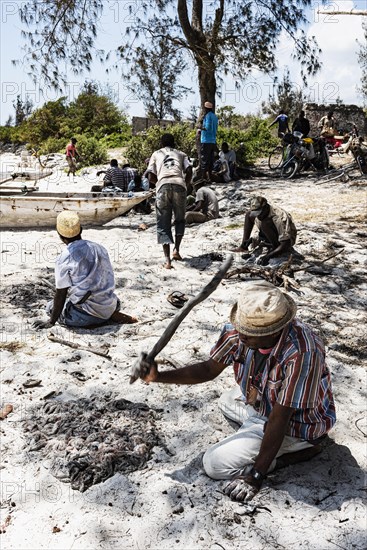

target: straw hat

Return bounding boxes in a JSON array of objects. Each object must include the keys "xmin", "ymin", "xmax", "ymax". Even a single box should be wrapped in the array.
[
  {"xmin": 56, "ymin": 211, "xmax": 81, "ymax": 238},
  {"xmin": 204, "ymin": 101, "xmax": 213, "ymax": 109},
  {"xmin": 230, "ymin": 280, "xmax": 297, "ymax": 336}
]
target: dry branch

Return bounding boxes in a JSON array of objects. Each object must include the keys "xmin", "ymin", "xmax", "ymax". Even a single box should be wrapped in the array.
[
  {"xmin": 48, "ymin": 332, "xmax": 112, "ymax": 360},
  {"xmin": 225, "ymin": 255, "xmax": 300, "ymax": 290},
  {"xmin": 226, "ymin": 249, "xmax": 345, "ymax": 290},
  {"xmin": 317, "ymin": 10, "xmax": 367, "ymax": 16},
  {"xmin": 292, "ymin": 249, "xmax": 345, "ymax": 273}
]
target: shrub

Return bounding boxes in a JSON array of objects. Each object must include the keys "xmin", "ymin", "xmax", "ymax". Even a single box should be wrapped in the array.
[
  {"xmin": 99, "ymin": 128, "xmax": 132, "ymax": 149},
  {"xmin": 0, "ymin": 126, "xmax": 14, "ymax": 144},
  {"xmin": 74, "ymin": 135, "xmax": 108, "ymax": 168},
  {"xmin": 125, "ymin": 123, "xmax": 196, "ymax": 172},
  {"xmin": 217, "ymin": 117, "xmax": 278, "ymax": 165},
  {"xmin": 41, "ymin": 137, "xmax": 66, "ymax": 154}
]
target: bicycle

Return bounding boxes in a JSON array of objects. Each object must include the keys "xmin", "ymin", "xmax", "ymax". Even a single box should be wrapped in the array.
[
  {"xmin": 316, "ymin": 155, "xmax": 366, "ymax": 184},
  {"xmin": 268, "ymin": 143, "xmax": 286, "ymax": 169}
]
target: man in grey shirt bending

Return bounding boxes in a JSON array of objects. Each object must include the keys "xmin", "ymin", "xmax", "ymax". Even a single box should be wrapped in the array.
[{"xmin": 186, "ymin": 184, "xmax": 219, "ymax": 224}]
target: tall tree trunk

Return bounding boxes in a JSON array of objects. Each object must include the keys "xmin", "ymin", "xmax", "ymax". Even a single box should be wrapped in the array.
[
  {"xmin": 197, "ymin": 57, "xmax": 217, "ymax": 109},
  {"xmin": 177, "ymin": 0, "xmax": 217, "ymax": 113}
]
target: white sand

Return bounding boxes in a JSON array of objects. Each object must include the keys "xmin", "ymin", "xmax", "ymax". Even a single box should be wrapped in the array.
[{"xmin": 0, "ymin": 153, "xmax": 366, "ymax": 549}]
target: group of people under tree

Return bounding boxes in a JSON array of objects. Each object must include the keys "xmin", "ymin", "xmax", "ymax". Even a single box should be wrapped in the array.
[{"xmin": 31, "ymin": 95, "xmax": 338, "ymax": 506}]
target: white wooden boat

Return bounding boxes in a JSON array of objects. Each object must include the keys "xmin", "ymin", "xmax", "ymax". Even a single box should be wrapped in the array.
[
  {"xmin": 0, "ymin": 190, "xmax": 153, "ymax": 229},
  {"xmin": 0, "ymin": 168, "xmax": 53, "ymax": 184}
]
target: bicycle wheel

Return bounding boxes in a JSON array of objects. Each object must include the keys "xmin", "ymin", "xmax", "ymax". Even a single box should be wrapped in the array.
[
  {"xmin": 268, "ymin": 146, "xmax": 284, "ymax": 170},
  {"xmin": 316, "ymin": 169, "xmax": 346, "ymax": 184},
  {"xmin": 281, "ymin": 159, "xmax": 299, "ymax": 179}
]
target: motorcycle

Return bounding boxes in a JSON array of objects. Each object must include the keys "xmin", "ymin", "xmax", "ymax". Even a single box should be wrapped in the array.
[{"xmin": 280, "ymin": 132, "xmax": 329, "ymax": 179}]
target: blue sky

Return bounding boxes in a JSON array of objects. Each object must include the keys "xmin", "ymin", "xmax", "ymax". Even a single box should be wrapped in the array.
[{"xmin": 0, "ymin": 0, "xmax": 366, "ymax": 124}]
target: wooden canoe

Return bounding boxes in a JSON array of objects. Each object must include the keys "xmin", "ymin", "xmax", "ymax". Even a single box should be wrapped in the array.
[
  {"xmin": 0, "ymin": 169, "xmax": 53, "ymax": 184},
  {"xmin": 0, "ymin": 190, "xmax": 153, "ymax": 229}
]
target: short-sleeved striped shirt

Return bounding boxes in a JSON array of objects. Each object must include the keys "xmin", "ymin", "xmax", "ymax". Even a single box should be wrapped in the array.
[
  {"xmin": 210, "ymin": 320, "xmax": 336, "ymax": 441},
  {"xmin": 104, "ymin": 167, "xmax": 137, "ymax": 192}
]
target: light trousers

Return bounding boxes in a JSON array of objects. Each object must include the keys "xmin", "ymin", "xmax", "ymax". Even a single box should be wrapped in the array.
[{"xmin": 203, "ymin": 387, "xmax": 313, "ymax": 480}]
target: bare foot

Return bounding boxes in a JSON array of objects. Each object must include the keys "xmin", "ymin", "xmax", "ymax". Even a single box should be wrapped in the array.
[
  {"xmin": 172, "ymin": 250, "xmax": 183, "ymax": 261},
  {"xmin": 110, "ymin": 311, "xmax": 138, "ymax": 324},
  {"xmin": 163, "ymin": 262, "xmax": 173, "ymax": 269},
  {"xmin": 231, "ymin": 246, "xmax": 248, "ymax": 253},
  {"xmin": 0, "ymin": 404, "xmax": 13, "ymax": 420}
]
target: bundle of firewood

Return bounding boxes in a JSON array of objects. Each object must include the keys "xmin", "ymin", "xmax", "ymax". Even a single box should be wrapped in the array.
[{"xmin": 225, "ymin": 250, "xmax": 344, "ymax": 291}]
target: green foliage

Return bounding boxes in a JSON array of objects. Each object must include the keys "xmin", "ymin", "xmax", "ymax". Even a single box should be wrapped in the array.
[
  {"xmin": 125, "ymin": 124, "xmax": 196, "ymax": 172},
  {"xmin": 217, "ymin": 118, "xmax": 277, "ymax": 165},
  {"xmin": 4, "ymin": 84, "xmax": 130, "ymax": 160},
  {"xmin": 216, "ymin": 106, "xmax": 245, "ymax": 129},
  {"xmin": 40, "ymin": 137, "xmax": 66, "ymax": 154},
  {"xmin": 242, "ymin": 118, "xmax": 279, "ymax": 162},
  {"xmin": 74, "ymin": 135, "xmax": 108, "ymax": 168},
  {"xmin": 67, "ymin": 81, "xmax": 128, "ymax": 137},
  {"xmin": 16, "ymin": 98, "xmax": 68, "ymax": 147},
  {"xmin": 99, "ymin": 128, "xmax": 132, "ymax": 149},
  {"xmin": 0, "ymin": 126, "xmax": 16, "ymax": 143}
]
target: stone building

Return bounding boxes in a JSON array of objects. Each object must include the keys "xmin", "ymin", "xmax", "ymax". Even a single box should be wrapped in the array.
[{"xmin": 304, "ymin": 103, "xmax": 367, "ymax": 136}]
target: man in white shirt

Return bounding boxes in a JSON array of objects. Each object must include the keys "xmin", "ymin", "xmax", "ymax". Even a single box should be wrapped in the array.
[
  {"xmin": 211, "ymin": 152, "xmax": 231, "ymax": 183},
  {"xmin": 219, "ymin": 142, "xmax": 236, "ymax": 179},
  {"xmin": 147, "ymin": 134, "xmax": 192, "ymax": 269},
  {"xmin": 33, "ymin": 211, "xmax": 137, "ymax": 329}
]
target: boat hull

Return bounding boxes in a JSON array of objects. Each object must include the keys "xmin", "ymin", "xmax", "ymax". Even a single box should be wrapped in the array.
[{"xmin": 0, "ymin": 191, "xmax": 153, "ymax": 229}]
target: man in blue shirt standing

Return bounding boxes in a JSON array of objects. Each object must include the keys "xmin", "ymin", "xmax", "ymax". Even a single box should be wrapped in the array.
[
  {"xmin": 269, "ymin": 110, "xmax": 290, "ymax": 138},
  {"xmin": 199, "ymin": 101, "xmax": 218, "ymax": 181}
]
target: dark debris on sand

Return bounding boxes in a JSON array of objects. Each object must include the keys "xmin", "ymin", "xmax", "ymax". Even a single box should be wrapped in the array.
[{"xmin": 23, "ymin": 396, "xmax": 162, "ymax": 492}]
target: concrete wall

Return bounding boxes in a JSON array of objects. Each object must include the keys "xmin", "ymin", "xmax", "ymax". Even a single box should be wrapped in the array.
[
  {"xmin": 132, "ymin": 117, "xmax": 177, "ymax": 135},
  {"xmin": 304, "ymin": 103, "xmax": 367, "ymax": 136}
]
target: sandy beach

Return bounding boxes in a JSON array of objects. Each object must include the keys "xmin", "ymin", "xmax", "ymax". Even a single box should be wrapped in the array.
[{"xmin": 0, "ymin": 152, "xmax": 366, "ymax": 549}]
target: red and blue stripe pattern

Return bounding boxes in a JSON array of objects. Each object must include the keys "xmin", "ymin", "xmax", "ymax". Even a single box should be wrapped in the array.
[{"xmin": 210, "ymin": 319, "xmax": 336, "ymax": 441}]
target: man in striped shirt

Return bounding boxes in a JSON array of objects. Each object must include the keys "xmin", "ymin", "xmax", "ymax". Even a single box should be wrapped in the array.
[
  {"xmin": 103, "ymin": 159, "xmax": 137, "ymax": 192},
  {"xmin": 135, "ymin": 280, "xmax": 336, "ymax": 502}
]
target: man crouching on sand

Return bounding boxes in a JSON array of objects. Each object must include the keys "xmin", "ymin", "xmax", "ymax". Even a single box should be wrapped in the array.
[
  {"xmin": 135, "ymin": 280, "xmax": 336, "ymax": 502},
  {"xmin": 33, "ymin": 211, "xmax": 137, "ymax": 330}
]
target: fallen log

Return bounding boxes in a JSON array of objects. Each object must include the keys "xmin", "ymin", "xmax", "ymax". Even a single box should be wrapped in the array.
[
  {"xmin": 129, "ymin": 254, "xmax": 234, "ymax": 384},
  {"xmin": 48, "ymin": 332, "xmax": 112, "ymax": 360}
]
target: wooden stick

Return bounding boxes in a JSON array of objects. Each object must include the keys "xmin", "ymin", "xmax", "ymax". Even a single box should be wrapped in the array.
[
  {"xmin": 48, "ymin": 332, "xmax": 112, "ymax": 360},
  {"xmin": 292, "ymin": 249, "xmax": 345, "ymax": 273},
  {"xmin": 129, "ymin": 254, "xmax": 234, "ymax": 383}
]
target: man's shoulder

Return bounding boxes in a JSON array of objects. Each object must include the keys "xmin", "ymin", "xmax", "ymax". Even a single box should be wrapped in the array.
[
  {"xmin": 287, "ymin": 319, "xmax": 324, "ymax": 354},
  {"xmin": 269, "ymin": 204, "xmax": 289, "ymax": 218}
]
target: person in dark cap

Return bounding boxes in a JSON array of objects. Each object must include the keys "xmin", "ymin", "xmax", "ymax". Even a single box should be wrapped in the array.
[
  {"xmin": 232, "ymin": 196, "xmax": 297, "ymax": 265},
  {"xmin": 134, "ymin": 280, "xmax": 336, "ymax": 503}
]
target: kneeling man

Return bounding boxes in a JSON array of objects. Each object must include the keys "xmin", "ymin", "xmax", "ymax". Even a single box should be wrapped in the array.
[
  {"xmin": 34, "ymin": 211, "xmax": 136, "ymax": 329},
  {"xmin": 135, "ymin": 280, "xmax": 336, "ymax": 502}
]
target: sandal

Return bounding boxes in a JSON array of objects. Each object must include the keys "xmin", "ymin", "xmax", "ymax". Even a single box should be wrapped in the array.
[{"xmin": 167, "ymin": 291, "xmax": 189, "ymax": 309}]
